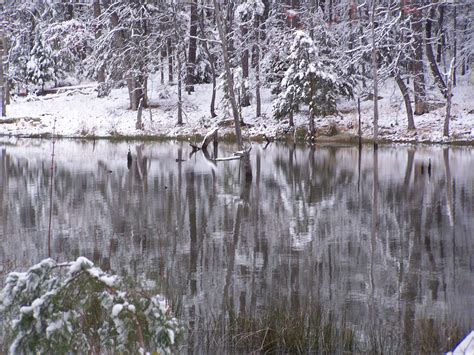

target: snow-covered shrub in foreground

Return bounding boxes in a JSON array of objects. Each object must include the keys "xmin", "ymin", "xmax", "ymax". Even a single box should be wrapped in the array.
[{"xmin": 0, "ymin": 257, "xmax": 181, "ymax": 354}]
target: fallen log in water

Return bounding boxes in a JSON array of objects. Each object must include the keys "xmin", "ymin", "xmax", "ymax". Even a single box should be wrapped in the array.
[{"xmin": 188, "ymin": 127, "xmax": 219, "ymax": 153}]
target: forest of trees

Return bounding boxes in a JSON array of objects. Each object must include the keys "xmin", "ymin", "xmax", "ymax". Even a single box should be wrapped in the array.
[{"xmin": 0, "ymin": 0, "xmax": 472, "ymax": 142}]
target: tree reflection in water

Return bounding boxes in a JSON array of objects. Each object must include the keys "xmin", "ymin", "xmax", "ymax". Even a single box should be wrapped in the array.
[{"xmin": 0, "ymin": 139, "xmax": 473, "ymax": 352}]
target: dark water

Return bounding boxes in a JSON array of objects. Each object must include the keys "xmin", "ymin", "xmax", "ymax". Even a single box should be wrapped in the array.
[{"xmin": 1, "ymin": 138, "xmax": 473, "ymax": 351}]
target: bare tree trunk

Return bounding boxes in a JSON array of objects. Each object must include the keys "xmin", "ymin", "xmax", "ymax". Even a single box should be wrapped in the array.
[
  {"xmin": 177, "ymin": 45, "xmax": 183, "ymax": 125},
  {"xmin": 66, "ymin": 4, "xmax": 74, "ymax": 20},
  {"xmin": 198, "ymin": 11, "xmax": 217, "ymax": 117},
  {"xmin": 3, "ymin": 34, "xmax": 9, "ymax": 105},
  {"xmin": 186, "ymin": 0, "xmax": 198, "ymax": 93},
  {"xmin": 128, "ymin": 75, "xmax": 147, "ymax": 111},
  {"xmin": 426, "ymin": 6, "xmax": 446, "ymax": 97},
  {"xmin": 444, "ymin": 58, "xmax": 455, "ymax": 137},
  {"xmin": 395, "ymin": 75, "xmax": 415, "ymax": 130},
  {"xmin": 0, "ymin": 33, "xmax": 6, "ymax": 116},
  {"xmin": 412, "ymin": 0, "xmax": 428, "ymax": 115},
  {"xmin": 106, "ymin": 1, "xmax": 137, "ymax": 110},
  {"xmin": 137, "ymin": 75, "xmax": 147, "ymax": 108},
  {"xmin": 160, "ymin": 48, "xmax": 165, "ymax": 84},
  {"xmin": 255, "ymin": 17, "xmax": 262, "ymax": 117},
  {"xmin": 241, "ymin": 26, "xmax": 250, "ymax": 107},
  {"xmin": 127, "ymin": 79, "xmax": 135, "ymax": 110},
  {"xmin": 452, "ymin": 4, "xmax": 457, "ymax": 87},
  {"xmin": 436, "ymin": 4, "xmax": 445, "ymax": 63},
  {"xmin": 214, "ymin": 0, "xmax": 243, "ymax": 149},
  {"xmin": 371, "ymin": 0, "xmax": 379, "ymax": 147},
  {"xmin": 93, "ymin": 0, "xmax": 105, "ymax": 83},
  {"xmin": 167, "ymin": 38, "xmax": 173, "ymax": 83},
  {"xmin": 136, "ymin": 98, "xmax": 144, "ymax": 130},
  {"xmin": 309, "ymin": 110, "xmax": 315, "ymax": 139},
  {"xmin": 328, "ymin": 0, "xmax": 333, "ymax": 24},
  {"xmin": 461, "ymin": 12, "xmax": 468, "ymax": 75},
  {"xmin": 255, "ymin": 51, "xmax": 261, "ymax": 117},
  {"xmin": 308, "ymin": 80, "xmax": 315, "ymax": 139}
]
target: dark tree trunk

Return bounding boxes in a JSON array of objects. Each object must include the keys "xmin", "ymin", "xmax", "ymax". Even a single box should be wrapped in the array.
[
  {"xmin": 93, "ymin": 0, "xmax": 105, "ymax": 83},
  {"xmin": 160, "ymin": 48, "xmax": 166, "ymax": 84},
  {"xmin": 214, "ymin": 0, "xmax": 243, "ymax": 149},
  {"xmin": 127, "ymin": 79, "xmax": 134, "ymax": 110},
  {"xmin": 177, "ymin": 45, "xmax": 183, "ymax": 125},
  {"xmin": 66, "ymin": 4, "xmax": 74, "ymax": 20},
  {"xmin": 225, "ymin": 1, "xmax": 236, "ymax": 58},
  {"xmin": 411, "ymin": 1, "xmax": 428, "ymax": 115},
  {"xmin": 436, "ymin": 4, "xmax": 445, "ymax": 63},
  {"xmin": 106, "ymin": 1, "xmax": 137, "ymax": 110},
  {"xmin": 198, "ymin": 10, "xmax": 217, "ymax": 117},
  {"xmin": 254, "ymin": 14, "xmax": 262, "ymax": 118},
  {"xmin": 0, "ymin": 38, "xmax": 5, "ymax": 116},
  {"xmin": 395, "ymin": 75, "xmax": 415, "ymax": 130},
  {"xmin": 453, "ymin": 5, "xmax": 457, "ymax": 87},
  {"xmin": 129, "ymin": 76, "xmax": 147, "ymax": 111},
  {"xmin": 255, "ymin": 42, "xmax": 261, "ymax": 117},
  {"xmin": 186, "ymin": 0, "xmax": 198, "ymax": 93},
  {"xmin": 371, "ymin": 0, "xmax": 379, "ymax": 146},
  {"xmin": 167, "ymin": 38, "xmax": 173, "ymax": 83},
  {"xmin": 3, "ymin": 35, "xmax": 9, "ymax": 105},
  {"xmin": 329, "ymin": 0, "xmax": 333, "ymax": 23},
  {"xmin": 426, "ymin": 7, "xmax": 446, "ymax": 97}
]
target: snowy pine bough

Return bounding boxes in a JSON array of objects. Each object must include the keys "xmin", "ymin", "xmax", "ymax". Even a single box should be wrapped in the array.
[{"xmin": 0, "ymin": 257, "xmax": 182, "ymax": 354}]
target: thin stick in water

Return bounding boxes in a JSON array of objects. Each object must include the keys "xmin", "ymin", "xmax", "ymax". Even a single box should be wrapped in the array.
[{"xmin": 47, "ymin": 118, "xmax": 56, "ymax": 258}]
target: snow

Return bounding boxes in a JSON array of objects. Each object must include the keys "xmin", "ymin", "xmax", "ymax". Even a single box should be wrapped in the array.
[
  {"xmin": 167, "ymin": 328, "xmax": 175, "ymax": 345},
  {"xmin": 99, "ymin": 275, "xmax": 118, "ymax": 287},
  {"xmin": 448, "ymin": 331, "xmax": 474, "ymax": 355},
  {"xmin": 68, "ymin": 256, "xmax": 93, "ymax": 274},
  {"xmin": 1, "ymin": 74, "xmax": 473, "ymax": 144},
  {"xmin": 112, "ymin": 303, "xmax": 123, "ymax": 318},
  {"xmin": 152, "ymin": 295, "xmax": 169, "ymax": 314},
  {"xmin": 46, "ymin": 319, "xmax": 63, "ymax": 338}
]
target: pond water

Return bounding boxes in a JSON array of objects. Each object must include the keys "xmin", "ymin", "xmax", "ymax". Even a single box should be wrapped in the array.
[{"xmin": 1, "ymin": 138, "xmax": 473, "ymax": 352}]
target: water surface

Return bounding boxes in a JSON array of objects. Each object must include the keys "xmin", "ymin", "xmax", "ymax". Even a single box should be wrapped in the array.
[{"xmin": 1, "ymin": 138, "xmax": 473, "ymax": 351}]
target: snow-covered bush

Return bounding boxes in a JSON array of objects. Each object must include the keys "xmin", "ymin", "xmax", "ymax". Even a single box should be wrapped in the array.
[
  {"xmin": 274, "ymin": 31, "xmax": 353, "ymax": 119},
  {"xmin": 0, "ymin": 257, "xmax": 182, "ymax": 354},
  {"xmin": 42, "ymin": 19, "xmax": 94, "ymax": 78}
]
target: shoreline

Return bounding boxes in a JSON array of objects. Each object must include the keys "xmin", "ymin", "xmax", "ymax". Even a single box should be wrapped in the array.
[
  {"xmin": 2, "ymin": 79, "xmax": 473, "ymax": 146},
  {"xmin": 1, "ymin": 129, "xmax": 473, "ymax": 146}
]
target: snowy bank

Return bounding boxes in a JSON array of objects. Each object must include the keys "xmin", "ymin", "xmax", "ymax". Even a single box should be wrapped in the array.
[
  {"xmin": 448, "ymin": 331, "xmax": 474, "ymax": 355},
  {"xmin": 1, "ymin": 78, "xmax": 473, "ymax": 144}
]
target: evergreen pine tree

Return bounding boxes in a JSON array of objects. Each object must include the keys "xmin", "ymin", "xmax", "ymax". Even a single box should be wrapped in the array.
[
  {"xmin": 274, "ymin": 31, "xmax": 352, "ymax": 134},
  {"xmin": 26, "ymin": 34, "xmax": 55, "ymax": 93}
]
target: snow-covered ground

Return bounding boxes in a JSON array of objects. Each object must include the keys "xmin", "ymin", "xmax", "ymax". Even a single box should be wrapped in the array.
[{"xmin": 1, "ymin": 75, "xmax": 473, "ymax": 143}]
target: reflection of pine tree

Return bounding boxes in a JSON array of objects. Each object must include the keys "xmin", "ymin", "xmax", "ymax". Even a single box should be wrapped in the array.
[{"xmin": 26, "ymin": 35, "xmax": 55, "ymax": 94}]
